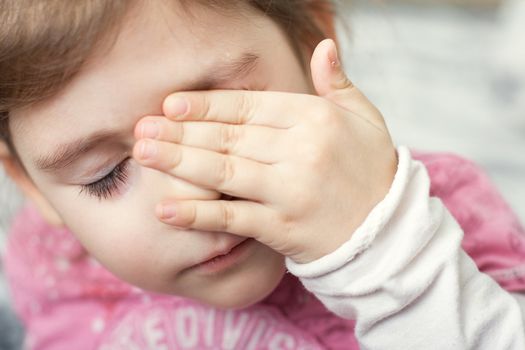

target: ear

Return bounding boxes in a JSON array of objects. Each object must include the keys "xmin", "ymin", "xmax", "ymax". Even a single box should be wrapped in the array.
[{"xmin": 1, "ymin": 141, "xmax": 64, "ymax": 227}]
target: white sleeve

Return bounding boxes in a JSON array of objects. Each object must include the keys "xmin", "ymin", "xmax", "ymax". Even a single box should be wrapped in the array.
[
  {"xmin": 512, "ymin": 293, "xmax": 525, "ymax": 324},
  {"xmin": 285, "ymin": 146, "xmax": 525, "ymax": 350}
]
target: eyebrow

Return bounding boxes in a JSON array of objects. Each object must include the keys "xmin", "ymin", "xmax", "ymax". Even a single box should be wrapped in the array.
[{"xmin": 35, "ymin": 52, "xmax": 260, "ymax": 172}]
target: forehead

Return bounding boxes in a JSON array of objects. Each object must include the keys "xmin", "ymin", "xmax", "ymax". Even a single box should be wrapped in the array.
[{"xmin": 9, "ymin": 1, "xmax": 271, "ymax": 167}]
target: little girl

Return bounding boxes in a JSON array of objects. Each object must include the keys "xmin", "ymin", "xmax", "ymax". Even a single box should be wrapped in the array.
[{"xmin": 1, "ymin": 0, "xmax": 525, "ymax": 349}]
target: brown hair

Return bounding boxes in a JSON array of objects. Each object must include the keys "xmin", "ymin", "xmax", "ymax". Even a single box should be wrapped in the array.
[{"xmin": 0, "ymin": 0, "xmax": 336, "ymax": 159}]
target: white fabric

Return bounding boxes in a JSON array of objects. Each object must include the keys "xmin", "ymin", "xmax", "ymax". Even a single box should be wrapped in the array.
[
  {"xmin": 286, "ymin": 146, "xmax": 525, "ymax": 349},
  {"xmin": 511, "ymin": 292, "xmax": 525, "ymax": 325}
]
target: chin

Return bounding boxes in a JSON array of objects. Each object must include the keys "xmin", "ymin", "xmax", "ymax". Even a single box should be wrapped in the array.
[{"xmin": 210, "ymin": 267, "xmax": 287, "ymax": 310}]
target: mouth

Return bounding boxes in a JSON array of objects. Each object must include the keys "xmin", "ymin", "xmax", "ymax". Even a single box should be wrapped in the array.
[
  {"xmin": 193, "ymin": 238, "xmax": 255, "ymax": 274},
  {"xmin": 183, "ymin": 194, "xmax": 249, "ymax": 274}
]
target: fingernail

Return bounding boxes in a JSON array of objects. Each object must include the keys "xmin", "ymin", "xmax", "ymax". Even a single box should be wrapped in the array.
[
  {"xmin": 165, "ymin": 97, "xmax": 188, "ymax": 117},
  {"xmin": 139, "ymin": 140, "xmax": 157, "ymax": 159},
  {"xmin": 140, "ymin": 122, "xmax": 159, "ymax": 139},
  {"xmin": 327, "ymin": 41, "xmax": 340, "ymax": 68},
  {"xmin": 157, "ymin": 204, "xmax": 176, "ymax": 219}
]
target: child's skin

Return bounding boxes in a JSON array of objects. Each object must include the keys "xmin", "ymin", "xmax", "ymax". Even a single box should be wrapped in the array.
[{"xmin": 6, "ymin": 1, "xmax": 396, "ymax": 308}]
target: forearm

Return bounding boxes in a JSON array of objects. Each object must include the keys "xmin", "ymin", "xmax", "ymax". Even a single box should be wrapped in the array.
[
  {"xmin": 512, "ymin": 292, "xmax": 525, "ymax": 323},
  {"xmin": 286, "ymin": 147, "xmax": 525, "ymax": 349}
]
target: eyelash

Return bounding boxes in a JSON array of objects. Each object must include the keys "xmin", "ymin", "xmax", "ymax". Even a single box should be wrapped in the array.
[{"xmin": 79, "ymin": 158, "xmax": 131, "ymax": 200}]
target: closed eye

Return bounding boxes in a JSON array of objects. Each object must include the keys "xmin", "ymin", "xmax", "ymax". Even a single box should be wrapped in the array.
[{"xmin": 78, "ymin": 158, "xmax": 131, "ymax": 200}]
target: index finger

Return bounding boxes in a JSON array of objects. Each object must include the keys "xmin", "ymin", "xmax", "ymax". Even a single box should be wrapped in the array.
[{"xmin": 162, "ymin": 90, "xmax": 318, "ymax": 129}]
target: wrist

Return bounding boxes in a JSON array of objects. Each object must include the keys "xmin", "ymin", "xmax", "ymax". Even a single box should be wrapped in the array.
[{"xmin": 287, "ymin": 145, "xmax": 409, "ymax": 271}]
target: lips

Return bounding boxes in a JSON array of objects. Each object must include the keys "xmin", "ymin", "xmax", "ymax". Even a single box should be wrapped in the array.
[
  {"xmin": 191, "ymin": 238, "xmax": 255, "ymax": 274},
  {"xmin": 198, "ymin": 238, "xmax": 248, "ymax": 265}
]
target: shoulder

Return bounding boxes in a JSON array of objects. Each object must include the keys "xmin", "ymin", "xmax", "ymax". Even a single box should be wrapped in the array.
[
  {"xmin": 413, "ymin": 151, "xmax": 495, "ymax": 197},
  {"xmin": 412, "ymin": 150, "xmax": 525, "ymax": 291},
  {"xmin": 412, "ymin": 150, "xmax": 520, "ymax": 229}
]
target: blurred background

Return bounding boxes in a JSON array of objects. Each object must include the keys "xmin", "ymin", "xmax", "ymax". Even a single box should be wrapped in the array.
[
  {"xmin": 1, "ymin": 0, "xmax": 524, "ymax": 348},
  {"xmin": 338, "ymin": 0, "xmax": 525, "ymax": 222}
]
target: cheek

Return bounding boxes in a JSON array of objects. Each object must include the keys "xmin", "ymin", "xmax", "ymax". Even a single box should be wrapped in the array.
[
  {"xmin": 38, "ymin": 165, "xmax": 227, "ymax": 291},
  {"xmin": 62, "ymin": 204, "xmax": 162, "ymax": 284},
  {"xmin": 50, "ymin": 187, "xmax": 173, "ymax": 287}
]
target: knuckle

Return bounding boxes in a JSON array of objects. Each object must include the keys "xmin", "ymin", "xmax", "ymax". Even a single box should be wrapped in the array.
[
  {"xmin": 277, "ymin": 209, "xmax": 296, "ymax": 227},
  {"xmin": 289, "ymin": 186, "xmax": 314, "ymax": 214},
  {"xmin": 176, "ymin": 122, "xmax": 185, "ymax": 143},
  {"xmin": 181, "ymin": 202, "xmax": 198, "ymax": 227},
  {"xmin": 168, "ymin": 145, "xmax": 183, "ymax": 171},
  {"xmin": 300, "ymin": 141, "xmax": 328, "ymax": 167},
  {"xmin": 219, "ymin": 201, "xmax": 235, "ymax": 231},
  {"xmin": 333, "ymin": 74, "xmax": 354, "ymax": 91},
  {"xmin": 163, "ymin": 120, "xmax": 184, "ymax": 143},
  {"xmin": 200, "ymin": 94, "xmax": 212, "ymax": 120},
  {"xmin": 310, "ymin": 98, "xmax": 338, "ymax": 124},
  {"xmin": 237, "ymin": 93, "xmax": 255, "ymax": 123},
  {"xmin": 217, "ymin": 156, "xmax": 235, "ymax": 188},
  {"xmin": 219, "ymin": 124, "xmax": 238, "ymax": 154}
]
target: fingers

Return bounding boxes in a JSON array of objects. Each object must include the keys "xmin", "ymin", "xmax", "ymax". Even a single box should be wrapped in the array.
[
  {"xmin": 133, "ymin": 139, "xmax": 276, "ymax": 203},
  {"xmin": 162, "ymin": 90, "xmax": 322, "ymax": 129},
  {"xmin": 310, "ymin": 38, "xmax": 386, "ymax": 131},
  {"xmin": 135, "ymin": 116, "xmax": 288, "ymax": 164},
  {"xmin": 311, "ymin": 38, "xmax": 354, "ymax": 97},
  {"xmin": 156, "ymin": 199, "xmax": 277, "ymax": 242}
]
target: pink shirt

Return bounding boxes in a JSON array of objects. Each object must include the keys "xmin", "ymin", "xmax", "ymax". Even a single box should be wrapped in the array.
[{"xmin": 3, "ymin": 152, "xmax": 525, "ymax": 349}]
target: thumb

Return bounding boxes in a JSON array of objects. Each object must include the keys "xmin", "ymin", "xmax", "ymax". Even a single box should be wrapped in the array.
[{"xmin": 311, "ymin": 39, "xmax": 383, "ymax": 125}]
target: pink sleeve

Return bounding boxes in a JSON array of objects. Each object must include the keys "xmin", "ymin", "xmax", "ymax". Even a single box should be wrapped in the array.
[{"xmin": 415, "ymin": 152, "xmax": 525, "ymax": 292}]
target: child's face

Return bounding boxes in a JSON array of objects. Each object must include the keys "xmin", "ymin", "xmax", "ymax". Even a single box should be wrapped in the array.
[{"xmin": 9, "ymin": 1, "xmax": 313, "ymax": 308}]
